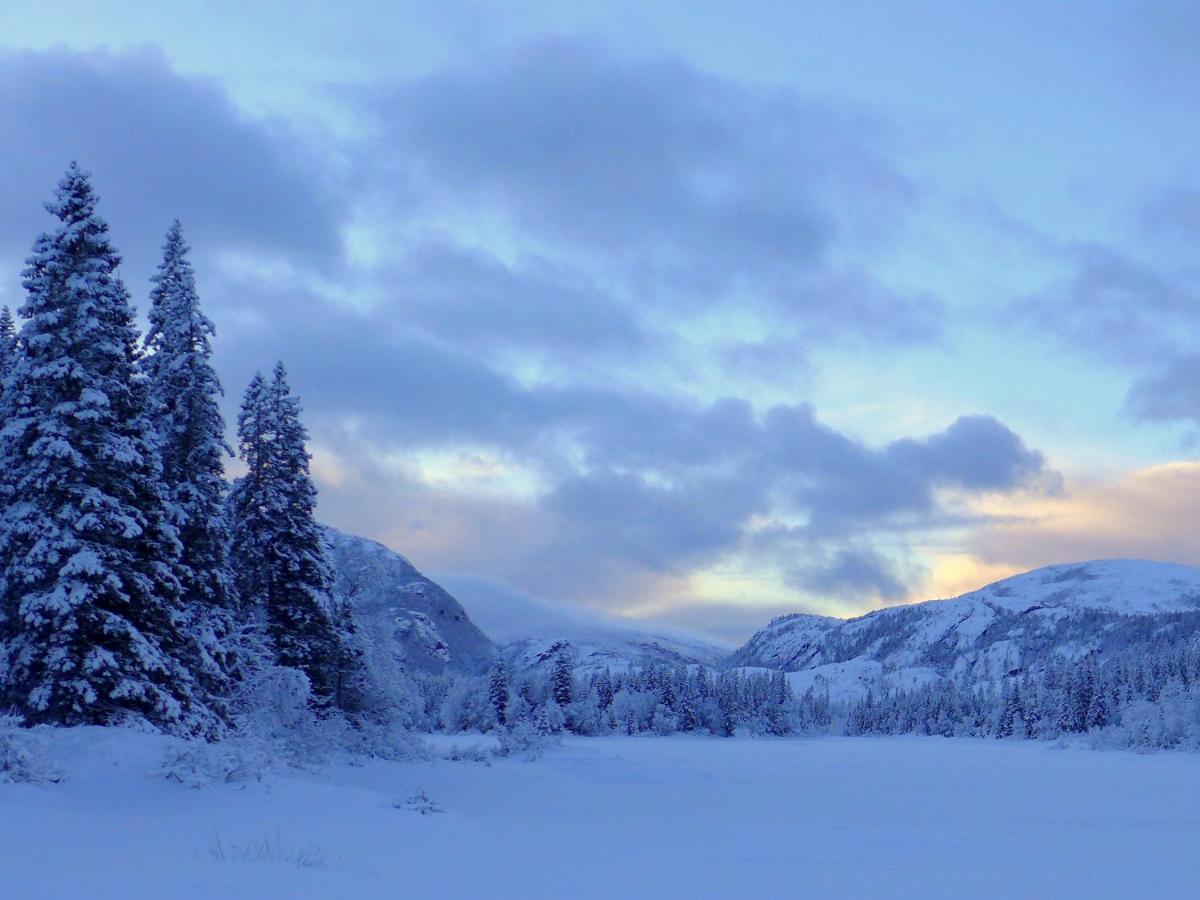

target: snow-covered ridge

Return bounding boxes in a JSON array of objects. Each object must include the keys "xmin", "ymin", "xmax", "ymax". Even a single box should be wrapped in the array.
[
  {"xmin": 504, "ymin": 628, "xmax": 730, "ymax": 677},
  {"xmin": 729, "ymin": 559, "xmax": 1200, "ymax": 699},
  {"xmin": 498, "ymin": 605, "xmax": 732, "ymax": 676},
  {"xmin": 932, "ymin": 559, "xmax": 1200, "ymax": 616}
]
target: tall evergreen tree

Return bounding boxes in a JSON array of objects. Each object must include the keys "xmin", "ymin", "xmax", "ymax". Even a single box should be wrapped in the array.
[
  {"xmin": 0, "ymin": 306, "xmax": 17, "ymax": 388},
  {"xmin": 228, "ymin": 372, "xmax": 272, "ymax": 620},
  {"xmin": 551, "ymin": 644, "xmax": 574, "ymax": 708},
  {"xmin": 0, "ymin": 164, "xmax": 213, "ymax": 733},
  {"xmin": 227, "ymin": 363, "xmax": 346, "ymax": 707},
  {"xmin": 488, "ymin": 656, "xmax": 510, "ymax": 726},
  {"xmin": 0, "ymin": 306, "xmax": 20, "ymax": 506},
  {"xmin": 265, "ymin": 362, "xmax": 344, "ymax": 705},
  {"xmin": 594, "ymin": 670, "xmax": 614, "ymax": 710},
  {"xmin": 143, "ymin": 221, "xmax": 237, "ymax": 695},
  {"xmin": 329, "ymin": 593, "xmax": 366, "ymax": 713}
]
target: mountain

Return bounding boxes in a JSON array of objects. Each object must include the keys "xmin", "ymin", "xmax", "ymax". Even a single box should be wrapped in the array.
[
  {"xmin": 725, "ymin": 612, "xmax": 840, "ymax": 671},
  {"xmin": 729, "ymin": 559, "xmax": 1200, "ymax": 702},
  {"xmin": 437, "ymin": 572, "xmax": 731, "ymax": 676},
  {"xmin": 503, "ymin": 627, "xmax": 730, "ymax": 678},
  {"xmin": 322, "ymin": 537, "xmax": 727, "ymax": 683},
  {"xmin": 324, "ymin": 528, "xmax": 494, "ymax": 677}
]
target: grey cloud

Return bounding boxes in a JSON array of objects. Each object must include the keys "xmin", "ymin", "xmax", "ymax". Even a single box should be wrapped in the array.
[
  {"xmin": 0, "ymin": 47, "xmax": 345, "ymax": 282},
  {"xmin": 635, "ymin": 602, "xmax": 804, "ymax": 646},
  {"xmin": 358, "ymin": 37, "xmax": 938, "ymax": 344},
  {"xmin": 719, "ymin": 338, "xmax": 812, "ymax": 389},
  {"xmin": 1010, "ymin": 243, "xmax": 1200, "ymax": 427},
  {"xmin": 1124, "ymin": 0, "xmax": 1200, "ymax": 100},
  {"xmin": 788, "ymin": 547, "xmax": 909, "ymax": 602},
  {"xmin": 1013, "ymin": 247, "xmax": 1200, "ymax": 367},
  {"xmin": 1008, "ymin": 229, "xmax": 1200, "ymax": 429},
  {"xmin": 1126, "ymin": 354, "xmax": 1200, "ymax": 424},
  {"xmin": 393, "ymin": 239, "xmax": 650, "ymax": 360},
  {"xmin": 1140, "ymin": 187, "xmax": 1200, "ymax": 243},
  {"xmin": 765, "ymin": 408, "xmax": 1048, "ymax": 536},
  {"xmin": 542, "ymin": 469, "xmax": 765, "ymax": 575},
  {"xmin": 888, "ymin": 414, "xmax": 1049, "ymax": 493},
  {"xmin": 380, "ymin": 40, "xmax": 833, "ymax": 269},
  {"xmin": 216, "ymin": 301, "xmax": 547, "ymax": 450}
]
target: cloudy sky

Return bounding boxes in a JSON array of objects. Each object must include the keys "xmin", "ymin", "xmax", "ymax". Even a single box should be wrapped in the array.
[{"xmin": 3, "ymin": 1, "xmax": 1199, "ymax": 642}]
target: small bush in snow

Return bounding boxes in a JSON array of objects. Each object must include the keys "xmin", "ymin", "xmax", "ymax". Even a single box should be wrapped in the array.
[
  {"xmin": 495, "ymin": 719, "xmax": 556, "ymax": 761},
  {"xmin": 161, "ymin": 737, "xmax": 272, "ymax": 787},
  {"xmin": 235, "ymin": 668, "xmax": 317, "ymax": 736},
  {"xmin": 208, "ymin": 827, "xmax": 327, "ymax": 868},
  {"xmin": 393, "ymin": 788, "xmax": 444, "ymax": 814},
  {"xmin": 339, "ymin": 721, "xmax": 431, "ymax": 763},
  {"xmin": 0, "ymin": 716, "xmax": 62, "ymax": 785},
  {"xmin": 442, "ymin": 743, "xmax": 491, "ymax": 765},
  {"xmin": 537, "ymin": 699, "xmax": 566, "ymax": 735},
  {"xmin": 231, "ymin": 667, "xmax": 332, "ymax": 767},
  {"xmin": 162, "ymin": 666, "xmax": 433, "ymax": 785}
]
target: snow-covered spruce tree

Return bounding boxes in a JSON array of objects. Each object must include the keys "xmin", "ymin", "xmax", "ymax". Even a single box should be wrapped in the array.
[
  {"xmin": 551, "ymin": 644, "xmax": 574, "ymax": 709},
  {"xmin": 266, "ymin": 362, "xmax": 353, "ymax": 707},
  {"xmin": 0, "ymin": 306, "xmax": 20, "ymax": 506},
  {"xmin": 487, "ymin": 655, "xmax": 510, "ymax": 727},
  {"xmin": 227, "ymin": 372, "xmax": 272, "ymax": 622},
  {"xmin": 0, "ymin": 165, "xmax": 216, "ymax": 733},
  {"xmin": 227, "ymin": 363, "xmax": 349, "ymax": 708},
  {"xmin": 0, "ymin": 306, "xmax": 17, "ymax": 388},
  {"xmin": 143, "ymin": 221, "xmax": 238, "ymax": 697},
  {"xmin": 329, "ymin": 592, "xmax": 368, "ymax": 714}
]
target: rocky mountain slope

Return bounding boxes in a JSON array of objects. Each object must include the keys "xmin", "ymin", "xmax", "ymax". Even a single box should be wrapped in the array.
[{"xmin": 324, "ymin": 528, "xmax": 494, "ymax": 678}]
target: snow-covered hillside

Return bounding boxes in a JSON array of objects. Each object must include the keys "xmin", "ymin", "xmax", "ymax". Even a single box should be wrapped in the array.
[
  {"xmin": 503, "ymin": 627, "xmax": 729, "ymax": 677},
  {"xmin": 725, "ymin": 612, "xmax": 840, "ymax": 671},
  {"xmin": 730, "ymin": 559, "xmax": 1200, "ymax": 700},
  {"xmin": 324, "ymin": 528, "xmax": 494, "ymax": 676}
]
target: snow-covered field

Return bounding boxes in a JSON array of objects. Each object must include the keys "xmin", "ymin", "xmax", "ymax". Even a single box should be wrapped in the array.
[{"xmin": 3, "ymin": 731, "xmax": 1198, "ymax": 899}]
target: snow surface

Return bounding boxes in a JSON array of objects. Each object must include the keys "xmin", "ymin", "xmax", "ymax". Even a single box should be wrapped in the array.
[{"xmin": 3, "ymin": 728, "xmax": 1198, "ymax": 898}]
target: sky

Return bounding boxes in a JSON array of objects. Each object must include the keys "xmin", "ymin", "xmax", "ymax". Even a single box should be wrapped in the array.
[{"xmin": 2, "ymin": 1, "xmax": 1199, "ymax": 642}]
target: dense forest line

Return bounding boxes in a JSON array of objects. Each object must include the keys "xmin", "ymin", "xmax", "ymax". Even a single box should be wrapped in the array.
[{"xmin": 416, "ymin": 635, "xmax": 1200, "ymax": 754}]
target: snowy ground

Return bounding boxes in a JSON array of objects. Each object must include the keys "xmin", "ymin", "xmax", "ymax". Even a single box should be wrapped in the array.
[{"xmin": 3, "ymin": 730, "xmax": 1198, "ymax": 899}]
